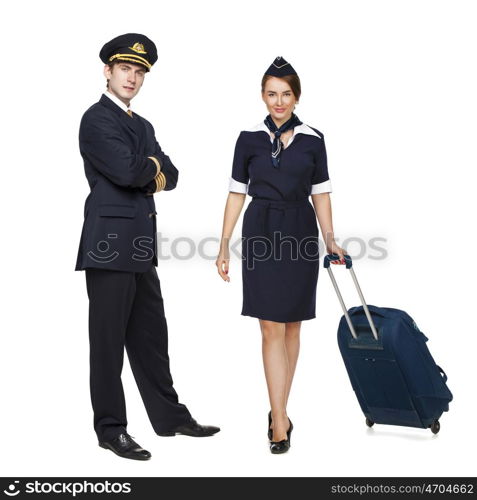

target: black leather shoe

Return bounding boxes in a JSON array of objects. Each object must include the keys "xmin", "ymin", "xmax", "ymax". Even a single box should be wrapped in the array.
[
  {"xmin": 268, "ymin": 411, "xmax": 273, "ymax": 441},
  {"xmin": 270, "ymin": 419, "xmax": 293, "ymax": 454},
  {"xmin": 99, "ymin": 433, "xmax": 151, "ymax": 461},
  {"xmin": 157, "ymin": 418, "xmax": 220, "ymax": 437}
]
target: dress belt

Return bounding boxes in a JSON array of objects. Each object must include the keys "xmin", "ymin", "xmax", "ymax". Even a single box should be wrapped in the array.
[
  {"xmin": 250, "ymin": 198, "xmax": 310, "ymax": 243},
  {"xmin": 251, "ymin": 197, "xmax": 309, "ymax": 209}
]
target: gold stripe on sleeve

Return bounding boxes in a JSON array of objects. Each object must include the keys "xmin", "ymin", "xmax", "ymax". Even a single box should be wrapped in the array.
[
  {"xmin": 157, "ymin": 175, "xmax": 163, "ymax": 192},
  {"xmin": 148, "ymin": 156, "xmax": 161, "ymax": 177},
  {"xmin": 159, "ymin": 172, "xmax": 167, "ymax": 190},
  {"xmin": 153, "ymin": 173, "xmax": 162, "ymax": 193},
  {"xmin": 154, "ymin": 176, "xmax": 160, "ymax": 193}
]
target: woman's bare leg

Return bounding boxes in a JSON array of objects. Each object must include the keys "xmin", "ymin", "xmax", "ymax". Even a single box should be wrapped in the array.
[
  {"xmin": 260, "ymin": 319, "xmax": 289, "ymax": 442},
  {"xmin": 284, "ymin": 321, "xmax": 301, "ymax": 405}
]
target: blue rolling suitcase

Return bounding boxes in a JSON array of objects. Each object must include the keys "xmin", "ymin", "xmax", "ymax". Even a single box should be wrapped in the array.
[{"xmin": 325, "ymin": 254, "xmax": 453, "ymax": 433}]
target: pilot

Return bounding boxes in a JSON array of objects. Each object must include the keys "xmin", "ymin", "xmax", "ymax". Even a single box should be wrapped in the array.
[{"xmin": 75, "ymin": 33, "xmax": 219, "ymax": 460}]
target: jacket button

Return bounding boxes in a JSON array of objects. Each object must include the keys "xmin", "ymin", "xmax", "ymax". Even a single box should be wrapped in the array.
[{"xmin": 148, "ymin": 212, "xmax": 154, "ymax": 218}]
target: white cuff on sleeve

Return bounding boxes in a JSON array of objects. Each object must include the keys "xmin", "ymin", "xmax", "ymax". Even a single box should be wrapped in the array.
[
  {"xmin": 229, "ymin": 177, "xmax": 248, "ymax": 194},
  {"xmin": 311, "ymin": 179, "xmax": 332, "ymax": 194}
]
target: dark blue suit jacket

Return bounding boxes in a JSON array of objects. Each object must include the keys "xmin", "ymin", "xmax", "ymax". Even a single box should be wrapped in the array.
[{"xmin": 75, "ymin": 93, "xmax": 178, "ymax": 272}]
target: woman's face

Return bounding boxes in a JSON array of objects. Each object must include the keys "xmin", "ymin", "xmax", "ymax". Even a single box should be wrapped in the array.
[{"xmin": 262, "ymin": 77, "xmax": 297, "ymax": 125}]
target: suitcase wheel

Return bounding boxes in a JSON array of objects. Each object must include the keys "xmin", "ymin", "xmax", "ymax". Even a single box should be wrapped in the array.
[
  {"xmin": 429, "ymin": 420, "xmax": 440, "ymax": 434},
  {"xmin": 365, "ymin": 417, "xmax": 374, "ymax": 427}
]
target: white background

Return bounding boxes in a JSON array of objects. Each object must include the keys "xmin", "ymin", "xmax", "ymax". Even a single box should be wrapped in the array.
[{"xmin": 1, "ymin": 0, "xmax": 476, "ymax": 478}]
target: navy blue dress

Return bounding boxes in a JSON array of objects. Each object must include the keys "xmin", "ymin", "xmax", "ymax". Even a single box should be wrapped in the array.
[{"xmin": 229, "ymin": 121, "xmax": 332, "ymax": 322}]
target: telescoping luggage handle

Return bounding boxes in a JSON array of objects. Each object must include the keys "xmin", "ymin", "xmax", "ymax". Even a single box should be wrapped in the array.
[{"xmin": 324, "ymin": 254, "xmax": 379, "ymax": 341}]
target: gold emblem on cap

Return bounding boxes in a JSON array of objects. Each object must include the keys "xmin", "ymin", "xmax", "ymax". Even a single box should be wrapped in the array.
[{"xmin": 129, "ymin": 42, "xmax": 147, "ymax": 54}]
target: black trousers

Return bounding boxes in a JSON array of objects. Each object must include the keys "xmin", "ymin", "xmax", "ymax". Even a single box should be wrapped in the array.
[{"xmin": 85, "ymin": 265, "xmax": 192, "ymax": 441}]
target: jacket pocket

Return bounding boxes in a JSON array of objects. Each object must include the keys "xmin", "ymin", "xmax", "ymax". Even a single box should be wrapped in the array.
[{"xmin": 98, "ymin": 204, "xmax": 136, "ymax": 218}]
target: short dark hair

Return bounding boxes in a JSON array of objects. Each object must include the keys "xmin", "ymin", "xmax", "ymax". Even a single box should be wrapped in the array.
[
  {"xmin": 106, "ymin": 60, "xmax": 121, "ymax": 89},
  {"xmin": 261, "ymin": 74, "xmax": 301, "ymax": 101}
]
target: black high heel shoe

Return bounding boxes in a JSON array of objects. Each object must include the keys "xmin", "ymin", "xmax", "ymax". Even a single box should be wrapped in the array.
[
  {"xmin": 269, "ymin": 418, "xmax": 293, "ymax": 454},
  {"xmin": 268, "ymin": 411, "xmax": 272, "ymax": 441}
]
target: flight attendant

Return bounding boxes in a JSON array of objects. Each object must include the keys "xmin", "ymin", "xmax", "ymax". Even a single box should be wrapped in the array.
[
  {"xmin": 76, "ymin": 33, "xmax": 219, "ymax": 460},
  {"xmin": 216, "ymin": 57, "xmax": 346, "ymax": 454}
]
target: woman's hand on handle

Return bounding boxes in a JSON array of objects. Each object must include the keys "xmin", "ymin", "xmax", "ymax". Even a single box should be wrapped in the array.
[{"xmin": 326, "ymin": 240, "xmax": 347, "ymax": 265}]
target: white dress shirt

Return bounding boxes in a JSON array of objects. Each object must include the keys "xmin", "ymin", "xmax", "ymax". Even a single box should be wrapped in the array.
[{"xmin": 103, "ymin": 90, "xmax": 132, "ymax": 114}]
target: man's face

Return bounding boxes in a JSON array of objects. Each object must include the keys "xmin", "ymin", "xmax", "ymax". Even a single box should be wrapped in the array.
[{"xmin": 104, "ymin": 62, "xmax": 146, "ymax": 104}]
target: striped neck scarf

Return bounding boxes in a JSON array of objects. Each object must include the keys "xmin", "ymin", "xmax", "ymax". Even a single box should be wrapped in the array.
[{"xmin": 264, "ymin": 113, "xmax": 302, "ymax": 168}]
